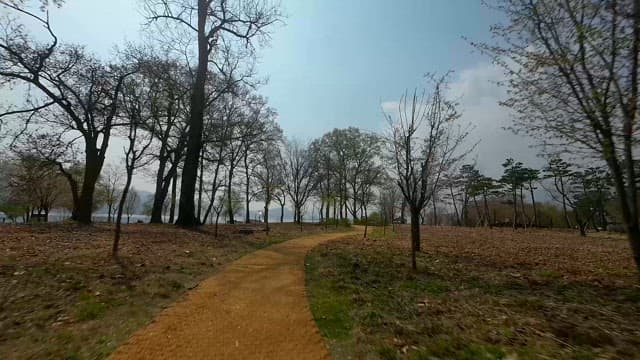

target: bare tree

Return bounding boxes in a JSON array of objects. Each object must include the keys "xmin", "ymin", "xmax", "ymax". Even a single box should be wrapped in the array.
[
  {"xmin": 5, "ymin": 150, "xmax": 66, "ymax": 222},
  {"xmin": 200, "ymin": 125, "xmax": 227, "ymax": 224},
  {"xmin": 476, "ymin": 0, "xmax": 640, "ymax": 270},
  {"xmin": 254, "ymin": 139, "xmax": 284, "ymax": 233},
  {"xmin": 143, "ymin": 0, "xmax": 281, "ymax": 227},
  {"xmin": 102, "ymin": 165, "xmax": 123, "ymax": 223},
  {"xmin": 360, "ymin": 166, "xmax": 384, "ymax": 238},
  {"xmin": 379, "ymin": 180, "xmax": 400, "ymax": 234},
  {"xmin": 272, "ymin": 187, "xmax": 286, "ymax": 223},
  {"xmin": 239, "ymin": 97, "xmax": 279, "ymax": 224},
  {"xmin": 0, "ymin": 2, "xmax": 138, "ymax": 223},
  {"xmin": 112, "ymin": 70, "xmax": 155, "ymax": 259},
  {"xmin": 146, "ymin": 59, "xmax": 190, "ymax": 224},
  {"xmin": 211, "ymin": 189, "xmax": 226, "ymax": 237},
  {"xmin": 123, "ymin": 188, "xmax": 140, "ymax": 225},
  {"xmin": 385, "ymin": 76, "xmax": 471, "ymax": 270},
  {"xmin": 283, "ymin": 139, "xmax": 317, "ymax": 224}
]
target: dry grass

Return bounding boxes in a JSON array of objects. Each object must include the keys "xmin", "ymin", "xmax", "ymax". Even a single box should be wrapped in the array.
[
  {"xmin": 306, "ymin": 226, "xmax": 640, "ymax": 359},
  {"xmin": 0, "ymin": 222, "xmax": 344, "ymax": 359}
]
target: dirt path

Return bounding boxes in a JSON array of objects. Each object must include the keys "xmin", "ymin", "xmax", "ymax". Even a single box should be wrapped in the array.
[{"xmin": 109, "ymin": 229, "xmax": 359, "ymax": 360}]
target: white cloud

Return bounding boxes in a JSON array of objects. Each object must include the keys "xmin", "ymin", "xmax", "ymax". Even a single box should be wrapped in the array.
[
  {"xmin": 380, "ymin": 100, "xmax": 399, "ymax": 115},
  {"xmin": 450, "ymin": 62, "xmax": 543, "ymax": 178},
  {"xmin": 448, "ymin": 63, "xmax": 507, "ymax": 104},
  {"xmin": 380, "ymin": 62, "xmax": 544, "ymax": 180}
]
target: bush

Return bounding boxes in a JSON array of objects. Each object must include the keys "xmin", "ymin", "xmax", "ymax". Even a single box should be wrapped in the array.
[
  {"xmin": 353, "ymin": 212, "xmax": 386, "ymax": 226},
  {"xmin": 324, "ymin": 218, "xmax": 352, "ymax": 227}
]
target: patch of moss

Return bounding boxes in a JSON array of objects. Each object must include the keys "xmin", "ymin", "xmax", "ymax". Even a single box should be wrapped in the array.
[{"xmin": 76, "ymin": 295, "xmax": 108, "ymax": 321}]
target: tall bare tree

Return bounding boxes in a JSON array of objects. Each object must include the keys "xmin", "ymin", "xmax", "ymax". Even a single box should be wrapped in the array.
[
  {"xmin": 0, "ymin": 1, "xmax": 138, "ymax": 223},
  {"xmin": 272, "ymin": 186, "xmax": 286, "ymax": 223},
  {"xmin": 477, "ymin": 0, "xmax": 640, "ymax": 270},
  {"xmin": 254, "ymin": 139, "xmax": 284, "ymax": 233},
  {"xmin": 102, "ymin": 165, "xmax": 123, "ymax": 223},
  {"xmin": 145, "ymin": 59, "xmax": 190, "ymax": 223},
  {"xmin": 283, "ymin": 139, "xmax": 317, "ymax": 224},
  {"xmin": 112, "ymin": 70, "xmax": 155, "ymax": 259},
  {"xmin": 385, "ymin": 76, "xmax": 471, "ymax": 269},
  {"xmin": 143, "ymin": 0, "xmax": 281, "ymax": 227}
]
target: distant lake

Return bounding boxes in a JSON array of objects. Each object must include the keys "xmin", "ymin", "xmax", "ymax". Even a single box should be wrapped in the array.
[{"xmin": 1, "ymin": 207, "xmax": 323, "ymax": 224}]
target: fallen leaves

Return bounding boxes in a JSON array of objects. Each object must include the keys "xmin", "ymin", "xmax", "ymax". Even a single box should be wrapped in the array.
[
  {"xmin": 307, "ymin": 226, "xmax": 640, "ymax": 359},
  {"xmin": 0, "ymin": 222, "xmax": 344, "ymax": 359}
]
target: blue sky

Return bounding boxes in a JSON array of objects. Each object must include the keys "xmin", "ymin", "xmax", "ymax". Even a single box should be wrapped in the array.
[
  {"xmin": 257, "ymin": 0, "xmax": 502, "ymax": 137},
  {"xmin": 12, "ymin": 0, "xmax": 541, "ymax": 190},
  {"xmin": 42, "ymin": 0, "xmax": 500, "ymax": 137}
]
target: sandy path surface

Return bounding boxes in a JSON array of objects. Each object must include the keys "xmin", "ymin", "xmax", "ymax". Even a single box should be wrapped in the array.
[{"xmin": 109, "ymin": 229, "xmax": 359, "ymax": 360}]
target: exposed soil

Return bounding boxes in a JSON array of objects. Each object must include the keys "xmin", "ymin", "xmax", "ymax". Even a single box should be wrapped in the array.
[
  {"xmin": 109, "ymin": 229, "xmax": 359, "ymax": 360},
  {"xmin": 0, "ymin": 222, "xmax": 347, "ymax": 359}
]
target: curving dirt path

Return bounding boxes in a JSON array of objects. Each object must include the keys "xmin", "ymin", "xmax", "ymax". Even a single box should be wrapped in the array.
[{"xmin": 109, "ymin": 229, "xmax": 359, "ymax": 360}]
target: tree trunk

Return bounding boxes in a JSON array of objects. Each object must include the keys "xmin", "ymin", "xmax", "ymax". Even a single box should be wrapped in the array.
[
  {"xmin": 280, "ymin": 203, "xmax": 284, "ymax": 223},
  {"xmin": 482, "ymin": 190, "xmax": 491, "ymax": 228},
  {"xmin": 627, "ymin": 224, "xmax": 640, "ymax": 273},
  {"xmin": 214, "ymin": 211, "xmax": 221, "ymax": 238},
  {"xmin": 325, "ymin": 198, "xmax": 330, "ymax": 224},
  {"xmin": 472, "ymin": 196, "xmax": 481, "ymax": 226},
  {"xmin": 410, "ymin": 210, "xmax": 420, "ymax": 270},
  {"xmin": 623, "ymin": 0, "xmax": 640, "ymax": 273},
  {"xmin": 169, "ymin": 171, "xmax": 177, "ymax": 223},
  {"xmin": 264, "ymin": 202, "xmax": 270, "ymax": 234},
  {"xmin": 333, "ymin": 197, "xmax": 337, "ymax": 225},
  {"xmin": 519, "ymin": 186, "xmax": 528, "ymax": 230},
  {"xmin": 175, "ymin": 0, "xmax": 208, "ymax": 228},
  {"xmin": 113, "ymin": 169, "xmax": 133, "ymax": 258},
  {"xmin": 324, "ymin": 200, "xmax": 328, "ymax": 230},
  {"xmin": 559, "ymin": 177, "xmax": 571, "ymax": 228},
  {"xmin": 227, "ymin": 172, "xmax": 235, "ymax": 224},
  {"xmin": 512, "ymin": 186, "xmax": 518, "ymax": 230},
  {"xmin": 383, "ymin": 211, "xmax": 387, "ymax": 235},
  {"xmin": 150, "ymin": 149, "xmax": 169, "ymax": 223},
  {"xmin": 197, "ymin": 147, "xmax": 205, "ymax": 223},
  {"xmin": 363, "ymin": 204, "xmax": 368, "ymax": 239},
  {"xmin": 529, "ymin": 181, "xmax": 538, "ymax": 227},
  {"xmin": 449, "ymin": 185, "xmax": 461, "ymax": 226},
  {"xmin": 352, "ymin": 195, "xmax": 358, "ymax": 222},
  {"xmin": 244, "ymin": 189, "xmax": 250, "ymax": 223},
  {"xmin": 202, "ymin": 161, "xmax": 221, "ymax": 223},
  {"xmin": 150, "ymin": 165, "xmax": 178, "ymax": 224},
  {"xmin": 461, "ymin": 193, "xmax": 469, "ymax": 226},
  {"xmin": 75, "ymin": 148, "xmax": 104, "ymax": 224},
  {"xmin": 432, "ymin": 194, "xmax": 438, "ymax": 226}
]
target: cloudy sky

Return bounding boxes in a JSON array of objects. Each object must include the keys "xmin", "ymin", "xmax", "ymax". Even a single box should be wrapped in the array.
[{"xmin": 9, "ymin": 0, "xmax": 543, "ymax": 191}]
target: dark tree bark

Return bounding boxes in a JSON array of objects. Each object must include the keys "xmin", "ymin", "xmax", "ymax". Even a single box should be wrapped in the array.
[
  {"xmin": 145, "ymin": 0, "xmax": 280, "ymax": 228},
  {"xmin": 243, "ymin": 151, "xmax": 251, "ymax": 224},
  {"xmin": 197, "ymin": 147, "xmax": 206, "ymax": 222},
  {"xmin": 528, "ymin": 180, "xmax": 538, "ymax": 227},
  {"xmin": 385, "ymin": 78, "xmax": 471, "ymax": 269},
  {"xmin": 0, "ymin": 5, "xmax": 136, "ymax": 224},
  {"xmin": 175, "ymin": 0, "xmax": 208, "ymax": 227},
  {"xmin": 280, "ymin": 204, "xmax": 285, "ymax": 223},
  {"xmin": 169, "ymin": 170, "xmax": 178, "ymax": 223},
  {"xmin": 410, "ymin": 210, "xmax": 420, "ymax": 270}
]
